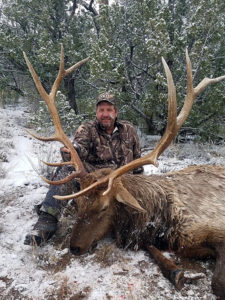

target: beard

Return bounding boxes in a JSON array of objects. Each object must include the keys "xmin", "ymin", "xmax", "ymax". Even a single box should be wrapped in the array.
[{"xmin": 99, "ymin": 117, "xmax": 116, "ymax": 130}]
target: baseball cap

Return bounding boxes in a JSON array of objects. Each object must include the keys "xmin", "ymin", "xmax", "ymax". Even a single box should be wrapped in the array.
[{"xmin": 96, "ymin": 92, "xmax": 116, "ymax": 106}]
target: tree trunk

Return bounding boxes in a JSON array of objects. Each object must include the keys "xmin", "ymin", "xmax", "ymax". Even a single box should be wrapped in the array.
[
  {"xmin": 130, "ymin": 103, "xmax": 157, "ymax": 134},
  {"xmin": 64, "ymin": 76, "xmax": 79, "ymax": 114}
]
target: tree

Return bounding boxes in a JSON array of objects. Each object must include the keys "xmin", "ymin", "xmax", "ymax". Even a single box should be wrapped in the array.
[{"xmin": 0, "ymin": 0, "xmax": 92, "ymax": 113}]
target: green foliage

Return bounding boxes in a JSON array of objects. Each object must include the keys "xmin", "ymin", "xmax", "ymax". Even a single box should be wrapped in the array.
[
  {"xmin": 28, "ymin": 91, "xmax": 85, "ymax": 136},
  {"xmin": 0, "ymin": 0, "xmax": 92, "ymax": 111}
]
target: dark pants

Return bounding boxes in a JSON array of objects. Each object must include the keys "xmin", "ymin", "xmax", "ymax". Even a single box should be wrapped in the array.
[{"xmin": 40, "ymin": 165, "xmax": 80, "ymax": 220}]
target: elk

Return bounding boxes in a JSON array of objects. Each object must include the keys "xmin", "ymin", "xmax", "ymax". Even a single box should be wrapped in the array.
[{"xmin": 24, "ymin": 45, "xmax": 225, "ymax": 298}]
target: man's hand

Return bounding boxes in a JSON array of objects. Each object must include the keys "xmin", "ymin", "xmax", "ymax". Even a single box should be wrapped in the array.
[
  {"xmin": 60, "ymin": 147, "xmax": 71, "ymax": 162},
  {"xmin": 60, "ymin": 143, "xmax": 81, "ymax": 162},
  {"xmin": 61, "ymin": 147, "xmax": 71, "ymax": 154}
]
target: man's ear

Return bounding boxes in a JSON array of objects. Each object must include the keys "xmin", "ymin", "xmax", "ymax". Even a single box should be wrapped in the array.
[{"xmin": 114, "ymin": 179, "xmax": 146, "ymax": 213}]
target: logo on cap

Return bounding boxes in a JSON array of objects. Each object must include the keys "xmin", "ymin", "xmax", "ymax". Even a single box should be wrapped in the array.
[{"xmin": 97, "ymin": 93, "xmax": 116, "ymax": 106}]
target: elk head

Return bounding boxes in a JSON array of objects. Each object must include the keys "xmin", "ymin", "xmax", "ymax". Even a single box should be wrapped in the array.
[
  {"xmin": 70, "ymin": 168, "xmax": 146, "ymax": 255},
  {"xmin": 24, "ymin": 46, "xmax": 225, "ymax": 255}
]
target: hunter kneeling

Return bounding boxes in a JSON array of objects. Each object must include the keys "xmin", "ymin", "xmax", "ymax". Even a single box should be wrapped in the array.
[{"xmin": 24, "ymin": 92, "xmax": 143, "ymax": 246}]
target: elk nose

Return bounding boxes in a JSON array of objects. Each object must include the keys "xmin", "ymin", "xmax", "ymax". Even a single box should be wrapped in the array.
[{"xmin": 70, "ymin": 246, "xmax": 81, "ymax": 255}]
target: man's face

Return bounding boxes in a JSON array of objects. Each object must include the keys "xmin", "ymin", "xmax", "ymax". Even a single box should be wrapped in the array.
[{"xmin": 96, "ymin": 102, "xmax": 118, "ymax": 131}]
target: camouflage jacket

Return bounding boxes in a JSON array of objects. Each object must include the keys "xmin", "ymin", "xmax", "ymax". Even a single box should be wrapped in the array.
[{"xmin": 72, "ymin": 118, "xmax": 143, "ymax": 173}]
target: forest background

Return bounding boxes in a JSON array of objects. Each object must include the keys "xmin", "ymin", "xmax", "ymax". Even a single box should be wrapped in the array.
[{"xmin": 0, "ymin": 0, "xmax": 225, "ymax": 142}]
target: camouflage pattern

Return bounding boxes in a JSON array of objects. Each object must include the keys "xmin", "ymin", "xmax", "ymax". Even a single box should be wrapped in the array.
[{"xmin": 73, "ymin": 118, "xmax": 142, "ymax": 171}]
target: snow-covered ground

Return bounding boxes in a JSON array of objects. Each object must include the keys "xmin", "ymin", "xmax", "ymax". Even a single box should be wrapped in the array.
[{"xmin": 0, "ymin": 103, "xmax": 225, "ymax": 300}]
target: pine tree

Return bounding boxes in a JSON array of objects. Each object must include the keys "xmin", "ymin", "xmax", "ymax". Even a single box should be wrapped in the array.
[{"xmin": 0, "ymin": 0, "xmax": 92, "ymax": 113}]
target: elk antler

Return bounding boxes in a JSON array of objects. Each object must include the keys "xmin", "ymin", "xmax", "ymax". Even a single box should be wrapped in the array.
[
  {"xmin": 54, "ymin": 49, "xmax": 225, "ymax": 200},
  {"xmin": 24, "ymin": 44, "xmax": 89, "ymax": 184}
]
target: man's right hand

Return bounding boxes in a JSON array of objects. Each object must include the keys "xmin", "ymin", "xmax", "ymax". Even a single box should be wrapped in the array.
[{"xmin": 60, "ymin": 147, "xmax": 71, "ymax": 162}]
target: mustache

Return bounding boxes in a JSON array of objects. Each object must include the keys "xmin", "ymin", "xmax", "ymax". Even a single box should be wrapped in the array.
[{"xmin": 101, "ymin": 117, "xmax": 112, "ymax": 120}]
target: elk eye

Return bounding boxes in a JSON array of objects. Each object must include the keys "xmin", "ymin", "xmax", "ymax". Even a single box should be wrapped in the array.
[{"xmin": 101, "ymin": 205, "xmax": 109, "ymax": 212}]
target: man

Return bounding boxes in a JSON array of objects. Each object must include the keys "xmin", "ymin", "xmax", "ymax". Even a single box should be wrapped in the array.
[{"xmin": 24, "ymin": 92, "xmax": 143, "ymax": 246}]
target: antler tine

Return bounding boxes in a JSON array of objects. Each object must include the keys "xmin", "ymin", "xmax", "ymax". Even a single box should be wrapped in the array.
[
  {"xmin": 49, "ymin": 44, "xmax": 65, "ymax": 103},
  {"xmin": 51, "ymin": 44, "xmax": 90, "ymax": 101},
  {"xmin": 177, "ymin": 49, "xmax": 225, "ymax": 128},
  {"xmin": 24, "ymin": 45, "xmax": 89, "ymax": 184},
  {"xmin": 176, "ymin": 48, "xmax": 197, "ymax": 129},
  {"xmin": 41, "ymin": 160, "xmax": 72, "ymax": 167},
  {"xmin": 54, "ymin": 176, "xmax": 110, "ymax": 200}
]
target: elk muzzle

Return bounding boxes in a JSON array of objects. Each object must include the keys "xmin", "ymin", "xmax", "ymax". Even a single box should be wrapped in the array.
[{"xmin": 70, "ymin": 241, "xmax": 98, "ymax": 255}]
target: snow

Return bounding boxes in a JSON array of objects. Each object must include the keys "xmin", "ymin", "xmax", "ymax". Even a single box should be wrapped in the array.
[{"xmin": 0, "ymin": 103, "xmax": 225, "ymax": 299}]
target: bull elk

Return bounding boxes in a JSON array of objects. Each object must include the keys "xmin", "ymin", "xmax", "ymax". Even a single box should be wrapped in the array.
[{"xmin": 23, "ymin": 45, "xmax": 225, "ymax": 298}]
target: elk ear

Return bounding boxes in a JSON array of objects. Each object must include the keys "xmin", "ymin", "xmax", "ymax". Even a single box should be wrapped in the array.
[{"xmin": 114, "ymin": 180, "xmax": 146, "ymax": 213}]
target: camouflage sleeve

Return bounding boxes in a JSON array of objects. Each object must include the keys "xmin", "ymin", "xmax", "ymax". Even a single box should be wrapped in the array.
[
  {"xmin": 72, "ymin": 123, "xmax": 92, "ymax": 161},
  {"xmin": 129, "ymin": 124, "xmax": 144, "ymax": 174},
  {"xmin": 130, "ymin": 125, "xmax": 142, "ymax": 159}
]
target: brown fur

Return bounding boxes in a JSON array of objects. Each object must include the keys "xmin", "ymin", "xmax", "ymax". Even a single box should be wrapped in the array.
[{"xmin": 70, "ymin": 165, "xmax": 225, "ymax": 298}]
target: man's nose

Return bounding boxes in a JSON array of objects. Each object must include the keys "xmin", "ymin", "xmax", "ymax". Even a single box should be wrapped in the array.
[{"xmin": 102, "ymin": 110, "xmax": 110, "ymax": 117}]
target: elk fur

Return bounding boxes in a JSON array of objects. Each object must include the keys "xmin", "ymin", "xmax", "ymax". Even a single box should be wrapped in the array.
[{"xmin": 114, "ymin": 165, "xmax": 225, "ymax": 251}]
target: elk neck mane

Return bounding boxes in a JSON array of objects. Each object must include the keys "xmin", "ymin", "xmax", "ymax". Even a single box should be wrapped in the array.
[{"xmin": 112, "ymin": 173, "xmax": 188, "ymax": 250}]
